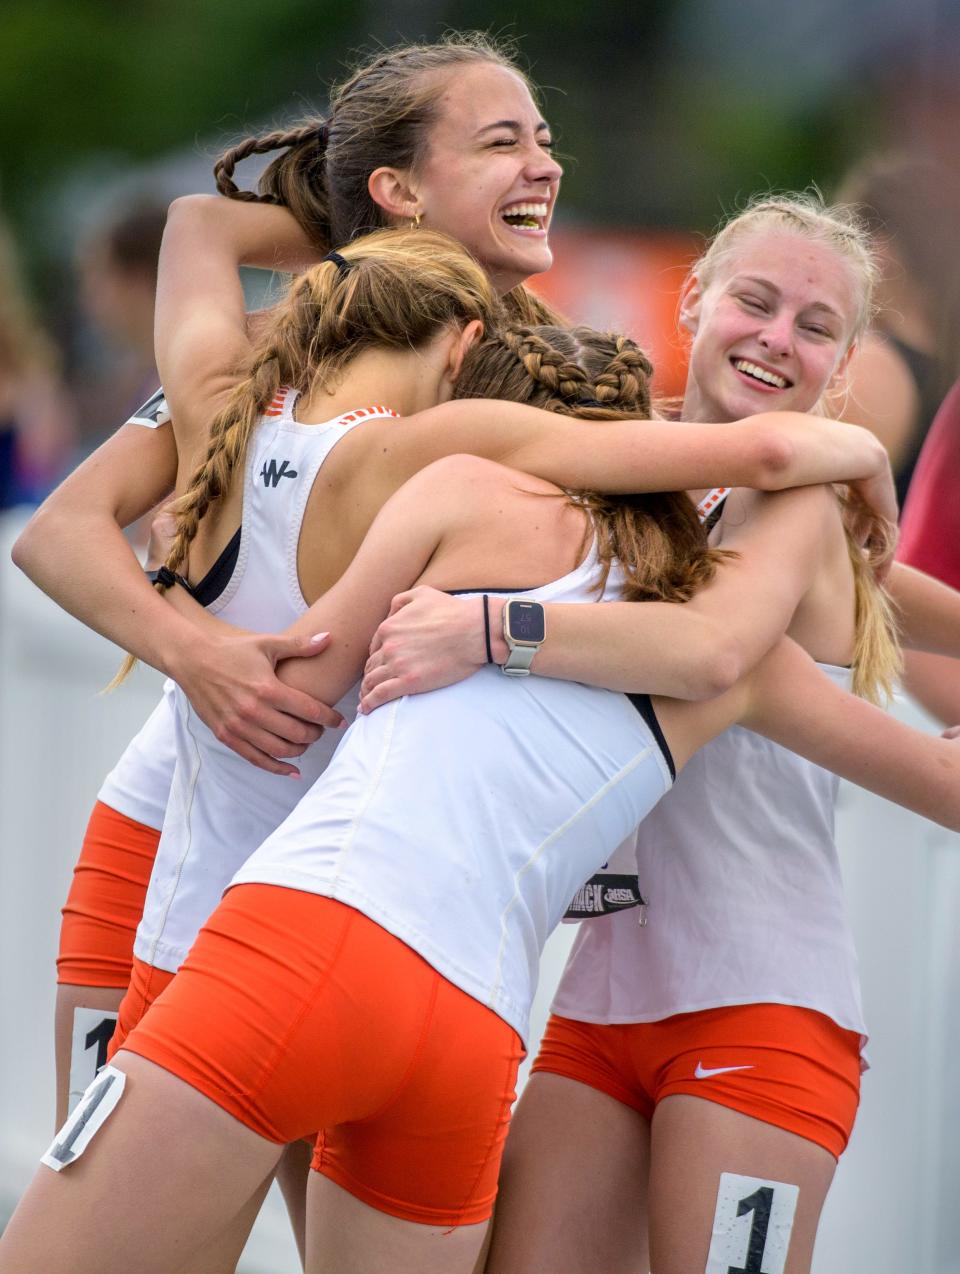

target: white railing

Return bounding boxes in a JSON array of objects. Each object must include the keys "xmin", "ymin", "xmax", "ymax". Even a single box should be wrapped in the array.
[{"xmin": 1, "ymin": 507, "xmax": 957, "ymax": 1272}]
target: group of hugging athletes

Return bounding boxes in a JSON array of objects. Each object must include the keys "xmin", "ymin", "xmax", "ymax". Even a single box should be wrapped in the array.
[{"xmin": 5, "ymin": 33, "xmax": 960, "ymax": 1274}]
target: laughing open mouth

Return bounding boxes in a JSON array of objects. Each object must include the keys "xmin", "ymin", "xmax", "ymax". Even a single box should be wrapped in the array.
[
  {"xmin": 731, "ymin": 358, "xmax": 792, "ymax": 390},
  {"xmin": 500, "ymin": 201, "xmax": 548, "ymax": 232}
]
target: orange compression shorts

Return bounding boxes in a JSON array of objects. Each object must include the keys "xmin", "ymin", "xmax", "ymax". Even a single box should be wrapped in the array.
[
  {"xmin": 57, "ymin": 801, "xmax": 161, "ymax": 988},
  {"xmin": 108, "ymin": 956, "xmax": 174, "ymax": 1060},
  {"xmin": 118, "ymin": 885, "xmax": 525, "ymax": 1227},
  {"xmin": 531, "ymin": 1003, "xmax": 861, "ymax": 1160}
]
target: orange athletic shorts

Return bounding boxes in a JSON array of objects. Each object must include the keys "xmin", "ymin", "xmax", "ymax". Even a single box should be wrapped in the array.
[
  {"xmin": 118, "ymin": 885, "xmax": 524, "ymax": 1226},
  {"xmin": 57, "ymin": 801, "xmax": 161, "ymax": 988},
  {"xmin": 108, "ymin": 956, "xmax": 174, "ymax": 1060},
  {"xmin": 531, "ymin": 1004, "xmax": 861, "ymax": 1159},
  {"xmin": 108, "ymin": 959, "xmax": 320, "ymax": 1155}
]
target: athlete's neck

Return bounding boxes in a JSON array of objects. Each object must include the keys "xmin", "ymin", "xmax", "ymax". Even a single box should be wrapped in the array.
[{"xmin": 296, "ymin": 345, "xmax": 447, "ymax": 422}]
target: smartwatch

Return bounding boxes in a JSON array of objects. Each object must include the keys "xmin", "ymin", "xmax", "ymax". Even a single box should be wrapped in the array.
[{"xmin": 501, "ymin": 598, "xmax": 546, "ymax": 677}]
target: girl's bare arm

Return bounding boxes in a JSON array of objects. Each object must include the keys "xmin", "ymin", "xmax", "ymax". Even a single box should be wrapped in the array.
[
  {"xmin": 886, "ymin": 562, "xmax": 960, "ymax": 656},
  {"xmin": 390, "ymin": 400, "xmax": 896, "ymax": 521},
  {"xmin": 12, "ymin": 423, "xmax": 181, "ymax": 665},
  {"xmin": 737, "ymin": 638, "xmax": 960, "ymax": 831},
  {"xmin": 11, "ymin": 423, "xmax": 341, "ymax": 775},
  {"xmin": 156, "ymin": 196, "xmax": 319, "ymax": 466},
  {"xmin": 360, "ymin": 484, "xmax": 840, "ymax": 708}
]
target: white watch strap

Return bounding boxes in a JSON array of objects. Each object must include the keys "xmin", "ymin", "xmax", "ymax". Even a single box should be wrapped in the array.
[{"xmin": 501, "ymin": 644, "xmax": 538, "ymax": 676}]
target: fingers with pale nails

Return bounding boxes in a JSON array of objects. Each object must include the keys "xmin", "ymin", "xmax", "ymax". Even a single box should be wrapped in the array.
[
  {"xmin": 175, "ymin": 629, "xmax": 343, "ymax": 777},
  {"xmin": 360, "ymin": 587, "xmax": 486, "ymax": 713}
]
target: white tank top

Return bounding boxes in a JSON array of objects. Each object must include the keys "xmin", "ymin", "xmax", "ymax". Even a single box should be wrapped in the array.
[
  {"xmin": 97, "ymin": 681, "xmax": 178, "ymax": 830},
  {"xmin": 551, "ymin": 662, "xmax": 868, "ymax": 1048},
  {"xmin": 134, "ymin": 393, "xmax": 397, "ymax": 972},
  {"xmin": 230, "ymin": 549, "xmax": 675, "ymax": 1044}
]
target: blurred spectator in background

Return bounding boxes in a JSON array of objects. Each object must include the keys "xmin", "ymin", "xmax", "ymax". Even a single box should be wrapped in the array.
[
  {"xmin": 0, "ymin": 217, "xmax": 75, "ymax": 510},
  {"xmin": 835, "ymin": 153, "xmax": 960, "ymax": 507},
  {"xmin": 897, "ymin": 378, "xmax": 960, "ymax": 726},
  {"xmin": 74, "ymin": 200, "xmax": 166, "ymax": 454}
]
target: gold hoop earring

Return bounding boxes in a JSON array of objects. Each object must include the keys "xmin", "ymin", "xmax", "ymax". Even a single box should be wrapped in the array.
[{"xmin": 411, "ymin": 211, "xmax": 423, "ymax": 229}]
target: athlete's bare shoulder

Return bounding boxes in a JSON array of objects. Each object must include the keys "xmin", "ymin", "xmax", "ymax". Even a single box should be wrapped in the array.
[
  {"xmin": 413, "ymin": 451, "xmax": 564, "ymax": 501},
  {"xmin": 715, "ymin": 482, "xmax": 838, "ymax": 543}
]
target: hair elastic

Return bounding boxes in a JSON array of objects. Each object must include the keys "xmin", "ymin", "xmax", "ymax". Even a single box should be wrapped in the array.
[
  {"xmin": 322, "ymin": 250, "xmax": 351, "ymax": 278},
  {"xmin": 146, "ymin": 565, "xmax": 194, "ymax": 594},
  {"xmin": 482, "ymin": 594, "xmax": 493, "ymax": 664},
  {"xmin": 576, "ymin": 397, "xmax": 605, "ymax": 408}
]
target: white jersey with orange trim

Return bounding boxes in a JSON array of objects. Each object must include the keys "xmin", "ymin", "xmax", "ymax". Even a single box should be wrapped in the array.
[
  {"xmin": 230, "ymin": 550, "xmax": 676, "ymax": 1045},
  {"xmin": 551, "ymin": 662, "xmax": 868, "ymax": 1050},
  {"xmin": 134, "ymin": 392, "xmax": 398, "ymax": 973}
]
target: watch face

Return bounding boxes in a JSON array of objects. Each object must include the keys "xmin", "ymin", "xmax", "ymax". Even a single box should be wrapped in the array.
[{"xmin": 508, "ymin": 600, "xmax": 545, "ymax": 644}]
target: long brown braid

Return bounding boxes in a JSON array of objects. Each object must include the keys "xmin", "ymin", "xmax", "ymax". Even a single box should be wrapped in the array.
[{"xmin": 455, "ymin": 324, "xmax": 730, "ymax": 605}]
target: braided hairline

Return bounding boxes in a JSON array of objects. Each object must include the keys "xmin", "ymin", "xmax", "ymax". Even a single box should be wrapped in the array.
[
  {"xmin": 509, "ymin": 328, "xmax": 592, "ymax": 401},
  {"xmin": 595, "ymin": 336, "xmax": 654, "ymax": 412},
  {"xmin": 500, "ymin": 326, "xmax": 653, "ymax": 416}
]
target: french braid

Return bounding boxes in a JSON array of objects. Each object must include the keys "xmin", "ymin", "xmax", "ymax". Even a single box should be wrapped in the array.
[
  {"xmin": 455, "ymin": 323, "xmax": 728, "ymax": 605},
  {"xmin": 503, "ymin": 327, "xmax": 594, "ymax": 406}
]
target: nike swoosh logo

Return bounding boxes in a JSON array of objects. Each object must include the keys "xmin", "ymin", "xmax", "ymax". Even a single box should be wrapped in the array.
[{"xmin": 694, "ymin": 1062, "xmax": 755, "ymax": 1080}]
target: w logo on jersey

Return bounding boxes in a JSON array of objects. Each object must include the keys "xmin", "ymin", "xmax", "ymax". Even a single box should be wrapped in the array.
[{"xmin": 260, "ymin": 458, "xmax": 298, "ymax": 488}]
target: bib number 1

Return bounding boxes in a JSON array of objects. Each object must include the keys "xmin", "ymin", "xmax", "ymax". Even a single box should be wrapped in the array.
[
  {"xmin": 705, "ymin": 1173, "xmax": 799, "ymax": 1274},
  {"xmin": 68, "ymin": 1007, "xmax": 119, "ymax": 1115}
]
